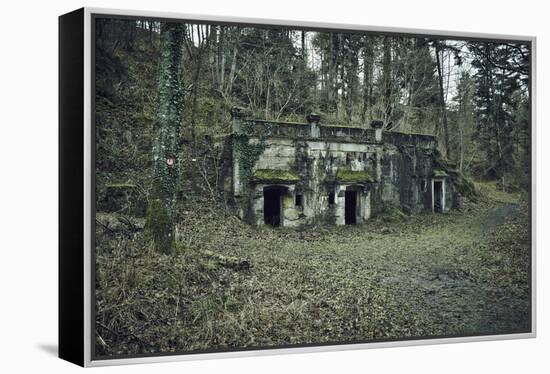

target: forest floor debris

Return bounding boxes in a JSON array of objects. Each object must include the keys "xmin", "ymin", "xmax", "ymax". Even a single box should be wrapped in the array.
[{"xmin": 95, "ymin": 183, "xmax": 530, "ymax": 356}]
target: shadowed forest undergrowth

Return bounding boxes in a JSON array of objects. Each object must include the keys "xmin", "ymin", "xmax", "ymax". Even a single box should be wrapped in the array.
[{"xmin": 95, "ymin": 187, "xmax": 530, "ymax": 356}]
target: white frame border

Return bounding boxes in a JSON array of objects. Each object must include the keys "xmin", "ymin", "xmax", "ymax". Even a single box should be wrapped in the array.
[{"xmin": 82, "ymin": 7, "xmax": 537, "ymax": 367}]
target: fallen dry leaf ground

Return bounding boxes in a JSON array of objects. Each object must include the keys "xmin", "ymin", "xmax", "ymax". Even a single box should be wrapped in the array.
[{"xmin": 95, "ymin": 186, "xmax": 530, "ymax": 357}]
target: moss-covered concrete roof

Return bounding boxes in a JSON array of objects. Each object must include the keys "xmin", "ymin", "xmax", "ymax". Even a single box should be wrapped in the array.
[
  {"xmin": 336, "ymin": 169, "xmax": 373, "ymax": 183},
  {"xmin": 433, "ymin": 169, "xmax": 449, "ymax": 178},
  {"xmin": 253, "ymin": 169, "xmax": 300, "ymax": 183}
]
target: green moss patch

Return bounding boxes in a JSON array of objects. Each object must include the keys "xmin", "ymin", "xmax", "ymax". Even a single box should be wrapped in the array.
[
  {"xmin": 145, "ymin": 198, "xmax": 175, "ymax": 254},
  {"xmin": 253, "ymin": 169, "xmax": 300, "ymax": 183},
  {"xmin": 433, "ymin": 169, "xmax": 449, "ymax": 178},
  {"xmin": 379, "ymin": 204, "xmax": 408, "ymax": 223},
  {"xmin": 336, "ymin": 169, "xmax": 373, "ymax": 183}
]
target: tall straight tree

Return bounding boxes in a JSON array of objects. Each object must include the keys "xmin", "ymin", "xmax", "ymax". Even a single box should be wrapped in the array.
[
  {"xmin": 343, "ymin": 33, "xmax": 361, "ymax": 123},
  {"xmin": 381, "ymin": 36, "xmax": 393, "ymax": 124},
  {"xmin": 453, "ymin": 71, "xmax": 476, "ymax": 172},
  {"xmin": 361, "ymin": 37, "xmax": 376, "ymax": 125},
  {"xmin": 469, "ymin": 41, "xmax": 528, "ymax": 189},
  {"xmin": 146, "ymin": 22, "xmax": 185, "ymax": 254},
  {"xmin": 432, "ymin": 40, "xmax": 451, "ymax": 159}
]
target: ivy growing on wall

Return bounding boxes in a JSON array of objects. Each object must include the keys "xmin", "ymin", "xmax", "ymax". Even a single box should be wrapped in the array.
[
  {"xmin": 234, "ymin": 120, "xmax": 276, "ymax": 182},
  {"xmin": 233, "ymin": 136, "xmax": 267, "ymax": 187},
  {"xmin": 232, "ymin": 120, "xmax": 270, "ymax": 221}
]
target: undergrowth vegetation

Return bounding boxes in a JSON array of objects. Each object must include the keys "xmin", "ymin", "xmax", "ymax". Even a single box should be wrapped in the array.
[{"xmin": 95, "ymin": 187, "xmax": 531, "ymax": 357}]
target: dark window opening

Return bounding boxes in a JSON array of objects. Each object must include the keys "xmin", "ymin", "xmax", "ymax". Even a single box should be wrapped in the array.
[
  {"xmin": 264, "ymin": 187, "xmax": 284, "ymax": 226},
  {"xmin": 295, "ymin": 194, "xmax": 303, "ymax": 207},
  {"xmin": 328, "ymin": 192, "xmax": 335, "ymax": 205},
  {"xmin": 345, "ymin": 190, "xmax": 358, "ymax": 225},
  {"xmin": 434, "ymin": 181, "xmax": 443, "ymax": 213}
]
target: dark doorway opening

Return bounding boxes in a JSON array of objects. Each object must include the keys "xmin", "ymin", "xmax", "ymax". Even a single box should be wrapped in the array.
[
  {"xmin": 345, "ymin": 190, "xmax": 358, "ymax": 225},
  {"xmin": 328, "ymin": 192, "xmax": 335, "ymax": 205},
  {"xmin": 434, "ymin": 181, "xmax": 443, "ymax": 213},
  {"xmin": 264, "ymin": 187, "xmax": 285, "ymax": 226},
  {"xmin": 295, "ymin": 194, "xmax": 303, "ymax": 207}
]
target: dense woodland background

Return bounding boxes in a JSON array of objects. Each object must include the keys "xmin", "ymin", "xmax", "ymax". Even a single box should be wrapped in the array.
[{"xmin": 95, "ymin": 18, "xmax": 531, "ymax": 207}]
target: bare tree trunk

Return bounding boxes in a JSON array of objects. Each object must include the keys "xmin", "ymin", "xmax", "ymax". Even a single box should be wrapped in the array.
[
  {"xmin": 301, "ymin": 31, "xmax": 306, "ymax": 61},
  {"xmin": 328, "ymin": 33, "xmax": 337, "ymax": 116},
  {"xmin": 435, "ymin": 43, "xmax": 451, "ymax": 159},
  {"xmin": 382, "ymin": 36, "xmax": 393, "ymax": 124},
  {"xmin": 361, "ymin": 39, "xmax": 374, "ymax": 125},
  {"xmin": 218, "ymin": 27, "xmax": 226, "ymax": 92},
  {"xmin": 265, "ymin": 83, "xmax": 271, "ymax": 120},
  {"xmin": 225, "ymin": 41, "xmax": 238, "ymax": 97}
]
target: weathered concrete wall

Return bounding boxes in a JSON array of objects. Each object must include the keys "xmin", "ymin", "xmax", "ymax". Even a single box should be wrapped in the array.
[
  {"xmin": 227, "ymin": 113, "xmax": 454, "ymax": 226},
  {"xmin": 377, "ymin": 132, "xmax": 439, "ymax": 214}
]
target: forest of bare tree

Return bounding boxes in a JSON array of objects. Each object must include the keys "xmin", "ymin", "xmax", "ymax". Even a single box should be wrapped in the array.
[{"xmin": 95, "ymin": 19, "xmax": 530, "ymax": 197}]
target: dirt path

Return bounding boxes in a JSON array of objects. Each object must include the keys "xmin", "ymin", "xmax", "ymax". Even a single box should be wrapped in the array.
[
  {"xmin": 480, "ymin": 203, "xmax": 519, "ymax": 232},
  {"xmin": 360, "ymin": 203, "xmax": 527, "ymax": 337},
  {"xmin": 215, "ymin": 202, "xmax": 530, "ymax": 344}
]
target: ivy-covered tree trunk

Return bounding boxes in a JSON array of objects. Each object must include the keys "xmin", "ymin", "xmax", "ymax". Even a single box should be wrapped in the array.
[{"xmin": 146, "ymin": 23, "xmax": 185, "ymax": 254}]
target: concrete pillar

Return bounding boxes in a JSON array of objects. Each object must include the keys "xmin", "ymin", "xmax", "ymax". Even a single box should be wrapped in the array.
[
  {"xmin": 230, "ymin": 106, "xmax": 245, "ymax": 133},
  {"xmin": 375, "ymin": 149, "xmax": 382, "ymax": 182},
  {"xmin": 335, "ymin": 185, "xmax": 345, "ymax": 225},
  {"xmin": 306, "ymin": 113, "xmax": 321, "ymax": 138},
  {"xmin": 370, "ymin": 120, "xmax": 384, "ymax": 142}
]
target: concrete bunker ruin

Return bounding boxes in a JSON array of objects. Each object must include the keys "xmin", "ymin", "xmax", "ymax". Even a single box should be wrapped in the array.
[{"xmin": 224, "ymin": 109, "xmax": 457, "ymax": 227}]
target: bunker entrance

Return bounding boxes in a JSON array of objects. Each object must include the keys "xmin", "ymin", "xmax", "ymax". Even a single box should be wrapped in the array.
[
  {"xmin": 264, "ymin": 187, "xmax": 285, "ymax": 226},
  {"xmin": 345, "ymin": 190, "xmax": 358, "ymax": 225},
  {"xmin": 434, "ymin": 180, "xmax": 443, "ymax": 213}
]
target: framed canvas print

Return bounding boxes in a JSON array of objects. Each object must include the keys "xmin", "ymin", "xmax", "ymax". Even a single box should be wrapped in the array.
[{"xmin": 59, "ymin": 7, "xmax": 536, "ymax": 367}]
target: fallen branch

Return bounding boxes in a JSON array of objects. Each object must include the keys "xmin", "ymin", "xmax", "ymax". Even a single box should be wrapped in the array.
[
  {"xmin": 201, "ymin": 250, "xmax": 251, "ymax": 271},
  {"xmin": 96, "ymin": 213, "xmax": 145, "ymax": 233}
]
